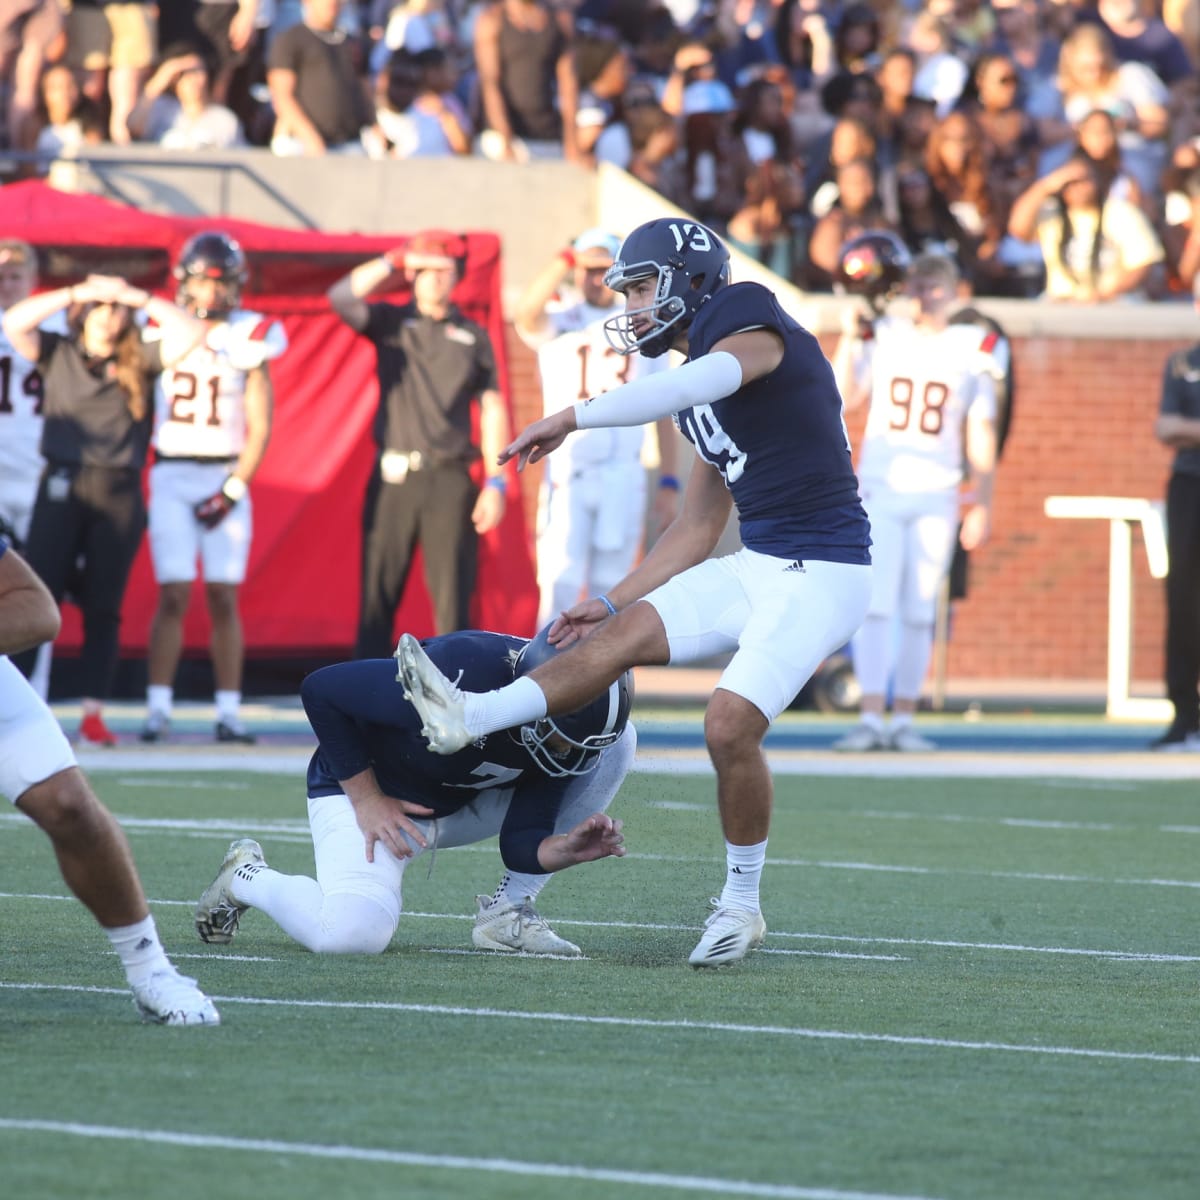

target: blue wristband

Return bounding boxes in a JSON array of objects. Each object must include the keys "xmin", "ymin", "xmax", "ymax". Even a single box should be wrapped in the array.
[
  {"xmin": 484, "ymin": 476, "xmax": 506, "ymax": 495},
  {"xmin": 598, "ymin": 594, "xmax": 617, "ymax": 616},
  {"xmin": 658, "ymin": 474, "xmax": 680, "ymax": 491}
]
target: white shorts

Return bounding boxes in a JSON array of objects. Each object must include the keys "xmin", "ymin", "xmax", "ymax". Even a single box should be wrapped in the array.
[
  {"xmin": 0, "ymin": 657, "xmax": 75, "ymax": 804},
  {"xmin": 645, "ymin": 549, "xmax": 872, "ymax": 722},
  {"xmin": 859, "ymin": 487, "xmax": 958, "ymax": 625},
  {"xmin": 148, "ymin": 461, "xmax": 252, "ymax": 585},
  {"xmin": 0, "ymin": 471, "xmax": 41, "ymax": 544},
  {"xmin": 305, "ymin": 725, "xmax": 637, "ymax": 927}
]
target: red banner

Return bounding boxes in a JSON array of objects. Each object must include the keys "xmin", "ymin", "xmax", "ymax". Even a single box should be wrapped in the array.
[{"xmin": 1, "ymin": 182, "xmax": 538, "ymax": 655}]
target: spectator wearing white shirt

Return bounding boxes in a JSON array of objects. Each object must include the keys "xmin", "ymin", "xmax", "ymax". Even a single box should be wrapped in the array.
[{"xmin": 128, "ymin": 49, "xmax": 245, "ymax": 150}]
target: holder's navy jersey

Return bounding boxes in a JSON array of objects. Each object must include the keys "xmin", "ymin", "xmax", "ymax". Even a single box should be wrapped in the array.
[
  {"xmin": 302, "ymin": 632, "xmax": 578, "ymax": 873},
  {"xmin": 682, "ymin": 282, "xmax": 871, "ymax": 564}
]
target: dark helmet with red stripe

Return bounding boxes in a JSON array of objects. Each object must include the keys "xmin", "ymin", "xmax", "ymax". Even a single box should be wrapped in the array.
[
  {"xmin": 836, "ymin": 230, "xmax": 911, "ymax": 310},
  {"xmin": 174, "ymin": 231, "xmax": 247, "ymax": 318},
  {"xmin": 513, "ymin": 625, "xmax": 633, "ymax": 777}
]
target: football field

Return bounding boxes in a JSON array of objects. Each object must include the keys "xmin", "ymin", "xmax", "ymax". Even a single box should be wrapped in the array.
[{"xmin": 1, "ymin": 713, "xmax": 1198, "ymax": 1200}]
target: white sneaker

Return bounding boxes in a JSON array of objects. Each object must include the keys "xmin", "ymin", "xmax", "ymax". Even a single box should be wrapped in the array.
[
  {"xmin": 888, "ymin": 725, "xmax": 937, "ymax": 752},
  {"xmin": 688, "ymin": 901, "xmax": 767, "ymax": 967},
  {"xmin": 139, "ymin": 711, "xmax": 170, "ymax": 743},
  {"xmin": 395, "ymin": 633, "xmax": 473, "ymax": 755},
  {"xmin": 131, "ymin": 968, "xmax": 220, "ymax": 1026},
  {"xmin": 195, "ymin": 838, "xmax": 266, "ymax": 944},
  {"xmin": 832, "ymin": 723, "xmax": 887, "ymax": 752},
  {"xmin": 472, "ymin": 895, "xmax": 581, "ymax": 956}
]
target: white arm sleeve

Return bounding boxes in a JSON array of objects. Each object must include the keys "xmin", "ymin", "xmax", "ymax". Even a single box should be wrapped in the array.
[{"xmin": 573, "ymin": 350, "xmax": 743, "ymax": 429}]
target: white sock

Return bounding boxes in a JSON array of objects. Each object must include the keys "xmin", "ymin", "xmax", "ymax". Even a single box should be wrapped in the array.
[
  {"xmin": 718, "ymin": 839, "xmax": 767, "ymax": 913},
  {"xmin": 215, "ymin": 690, "xmax": 241, "ymax": 724},
  {"xmin": 491, "ymin": 870, "xmax": 548, "ymax": 907},
  {"xmin": 860, "ymin": 710, "xmax": 885, "ymax": 734},
  {"xmin": 463, "ymin": 677, "xmax": 547, "ymax": 738},
  {"xmin": 147, "ymin": 685, "xmax": 172, "ymax": 717},
  {"xmin": 106, "ymin": 914, "xmax": 172, "ymax": 986}
]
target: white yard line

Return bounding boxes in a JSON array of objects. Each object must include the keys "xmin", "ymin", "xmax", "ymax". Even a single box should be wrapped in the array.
[
  {"xmin": 0, "ymin": 1118, "xmax": 941, "ymax": 1200},
  {"xmin": 1, "ymin": 985, "xmax": 1197, "ymax": 1066},
  {"xmin": 67, "ymin": 747, "xmax": 1200, "ymax": 780}
]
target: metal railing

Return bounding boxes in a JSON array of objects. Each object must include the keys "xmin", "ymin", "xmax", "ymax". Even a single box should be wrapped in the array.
[{"xmin": 0, "ymin": 151, "xmax": 319, "ymax": 230}]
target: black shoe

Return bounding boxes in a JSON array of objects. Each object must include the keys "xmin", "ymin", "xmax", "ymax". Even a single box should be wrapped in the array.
[
  {"xmin": 215, "ymin": 721, "xmax": 256, "ymax": 745},
  {"xmin": 1149, "ymin": 723, "xmax": 1199, "ymax": 751}
]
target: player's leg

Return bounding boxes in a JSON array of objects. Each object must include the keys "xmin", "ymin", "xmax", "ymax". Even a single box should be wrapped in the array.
[
  {"xmin": 835, "ymin": 494, "xmax": 904, "ymax": 751},
  {"xmin": 1, "ymin": 660, "xmax": 217, "ymax": 1024},
  {"xmin": 197, "ymin": 794, "xmax": 409, "ymax": 954},
  {"xmin": 417, "ymin": 465, "xmax": 477, "ymax": 634},
  {"xmin": 144, "ymin": 463, "xmax": 203, "ymax": 738},
  {"xmin": 355, "ymin": 470, "xmax": 419, "ymax": 659},
  {"xmin": 76, "ymin": 467, "xmax": 144, "ymax": 744},
  {"xmin": 200, "ymin": 485, "xmax": 255, "ymax": 741},
  {"xmin": 890, "ymin": 496, "xmax": 957, "ymax": 751},
  {"xmin": 688, "ymin": 552, "xmax": 871, "ymax": 965}
]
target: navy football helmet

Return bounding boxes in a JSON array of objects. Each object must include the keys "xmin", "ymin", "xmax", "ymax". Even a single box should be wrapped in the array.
[
  {"xmin": 602, "ymin": 218, "xmax": 731, "ymax": 358},
  {"xmin": 836, "ymin": 230, "xmax": 911, "ymax": 311},
  {"xmin": 174, "ymin": 231, "xmax": 247, "ymax": 318},
  {"xmin": 513, "ymin": 626, "xmax": 633, "ymax": 777}
]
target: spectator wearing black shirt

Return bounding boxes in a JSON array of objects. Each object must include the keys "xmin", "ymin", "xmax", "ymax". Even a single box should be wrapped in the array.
[
  {"xmin": 267, "ymin": 0, "xmax": 373, "ymax": 155},
  {"xmin": 2, "ymin": 275, "xmax": 205, "ymax": 745},
  {"xmin": 326, "ymin": 232, "xmax": 511, "ymax": 652}
]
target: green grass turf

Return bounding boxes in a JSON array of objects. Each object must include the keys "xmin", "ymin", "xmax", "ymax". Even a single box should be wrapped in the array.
[{"xmin": 1, "ymin": 768, "xmax": 1197, "ymax": 1200}]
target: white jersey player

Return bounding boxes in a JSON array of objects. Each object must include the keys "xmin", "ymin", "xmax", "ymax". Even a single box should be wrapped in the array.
[
  {"xmin": 833, "ymin": 249, "xmax": 998, "ymax": 751},
  {"xmin": 515, "ymin": 229, "xmax": 679, "ymax": 629},
  {"xmin": 0, "ymin": 239, "xmax": 66, "ymax": 545},
  {"xmin": 141, "ymin": 232, "xmax": 286, "ymax": 745}
]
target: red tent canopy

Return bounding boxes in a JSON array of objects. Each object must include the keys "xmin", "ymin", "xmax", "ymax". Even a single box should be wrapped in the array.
[{"xmin": 0, "ymin": 181, "xmax": 537, "ymax": 658}]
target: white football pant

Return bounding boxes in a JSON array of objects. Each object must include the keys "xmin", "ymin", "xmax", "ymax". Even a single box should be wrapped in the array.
[
  {"xmin": 235, "ymin": 724, "xmax": 637, "ymax": 953},
  {"xmin": 148, "ymin": 461, "xmax": 252, "ymax": 584}
]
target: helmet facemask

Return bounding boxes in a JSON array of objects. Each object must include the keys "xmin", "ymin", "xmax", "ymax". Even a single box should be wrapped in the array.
[
  {"xmin": 518, "ymin": 717, "xmax": 615, "ymax": 777},
  {"xmin": 601, "ymin": 260, "xmax": 689, "ymax": 359}
]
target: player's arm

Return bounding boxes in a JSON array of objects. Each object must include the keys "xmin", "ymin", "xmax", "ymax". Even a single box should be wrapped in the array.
[
  {"xmin": 232, "ymin": 363, "xmax": 273, "ymax": 487},
  {"xmin": 0, "ymin": 541, "xmax": 60, "ymax": 656},
  {"xmin": 500, "ymin": 329, "xmax": 783, "ymax": 470},
  {"xmin": 498, "ymin": 778, "xmax": 625, "ymax": 874},
  {"xmin": 961, "ymin": 398, "xmax": 997, "ymax": 552},
  {"xmin": 513, "ymin": 249, "xmax": 573, "ymax": 342},
  {"xmin": 326, "ymin": 252, "xmax": 401, "ymax": 333},
  {"xmin": 473, "ymin": 387, "xmax": 511, "ymax": 534},
  {"xmin": 300, "ymin": 663, "xmax": 434, "ymax": 862},
  {"xmin": 831, "ymin": 308, "xmax": 873, "ymax": 411}
]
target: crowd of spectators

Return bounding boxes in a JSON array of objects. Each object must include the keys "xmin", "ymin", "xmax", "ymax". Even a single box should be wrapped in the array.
[{"xmin": 2, "ymin": 0, "xmax": 1200, "ymax": 299}]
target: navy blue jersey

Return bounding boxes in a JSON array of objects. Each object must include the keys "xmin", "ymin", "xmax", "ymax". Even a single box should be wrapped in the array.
[
  {"xmin": 301, "ymin": 631, "xmax": 575, "ymax": 874},
  {"xmin": 682, "ymin": 282, "xmax": 871, "ymax": 564}
]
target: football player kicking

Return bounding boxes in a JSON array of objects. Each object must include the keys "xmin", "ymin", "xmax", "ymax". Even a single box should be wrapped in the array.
[
  {"xmin": 395, "ymin": 218, "xmax": 874, "ymax": 968},
  {"xmin": 194, "ymin": 628, "xmax": 632, "ymax": 956},
  {"xmin": 141, "ymin": 232, "xmax": 286, "ymax": 746},
  {"xmin": 831, "ymin": 245, "xmax": 998, "ymax": 753},
  {"xmin": 0, "ymin": 538, "xmax": 219, "ymax": 1024}
]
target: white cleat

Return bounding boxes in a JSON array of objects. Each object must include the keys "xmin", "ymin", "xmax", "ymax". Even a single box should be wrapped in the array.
[
  {"xmin": 195, "ymin": 838, "xmax": 266, "ymax": 944},
  {"xmin": 472, "ymin": 895, "xmax": 582, "ymax": 956},
  {"xmin": 888, "ymin": 726, "xmax": 937, "ymax": 752},
  {"xmin": 131, "ymin": 968, "xmax": 220, "ymax": 1026},
  {"xmin": 832, "ymin": 723, "xmax": 887, "ymax": 752},
  {"xmin": 688, "ymin": 901, "xmax": 767, "ymax": 967},
  {"xmin": 395, "ymin": 632, "xmax": 473, "ymax": 755}
]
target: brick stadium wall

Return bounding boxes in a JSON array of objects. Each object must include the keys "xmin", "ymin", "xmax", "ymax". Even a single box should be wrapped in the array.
[{"xmin": 503, "ymin": 323, "xmax": 1190, "ymax": 688}]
